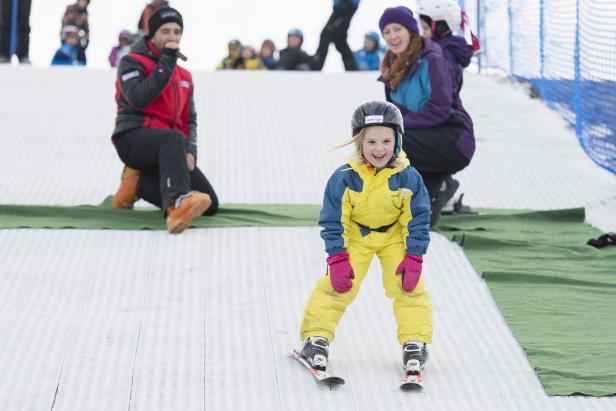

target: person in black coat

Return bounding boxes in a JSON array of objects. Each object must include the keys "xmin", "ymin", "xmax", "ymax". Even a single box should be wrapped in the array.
[{"xmin": 277, "ymin": 28, "xmax": 311, "ymax": 71}]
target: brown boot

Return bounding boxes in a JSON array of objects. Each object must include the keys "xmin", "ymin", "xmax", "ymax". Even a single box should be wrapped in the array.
[
  {"xmin": 112, "ymin": 166, "xmax": 140, "ymax": 209},
  {"xmin": 166, "ymin": 191, "xmax": 212, "ymax": 234}
]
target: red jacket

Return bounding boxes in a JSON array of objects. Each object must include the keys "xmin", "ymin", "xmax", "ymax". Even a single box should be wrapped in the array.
[{"xmin": 112, "ymin": 37, "xmax": 197, "ymax": 157}]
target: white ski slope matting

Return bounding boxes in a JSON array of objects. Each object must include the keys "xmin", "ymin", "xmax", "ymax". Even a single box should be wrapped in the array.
[{"xmin": 0, "ymin": 67, "xmax": 615, "ymax": 411}]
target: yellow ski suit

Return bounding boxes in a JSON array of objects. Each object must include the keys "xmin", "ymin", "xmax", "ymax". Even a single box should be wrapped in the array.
[{"xmin": 300, "ymin": 159, "xmax": 433, "ymax": 345}]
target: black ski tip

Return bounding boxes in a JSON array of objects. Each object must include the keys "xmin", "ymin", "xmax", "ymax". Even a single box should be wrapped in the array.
[
  {"xmin": 324, "ymin": 376, "xmax": 345, "ymax": 385},
  {"xmin": 400, "ymin": 382, "xmax": 423, "ymax": 391}
]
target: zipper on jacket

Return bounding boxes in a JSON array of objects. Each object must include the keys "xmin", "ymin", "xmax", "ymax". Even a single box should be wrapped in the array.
[{"xmin": 172, "ymin": 82, "xmax": 179, "ymax": 126}]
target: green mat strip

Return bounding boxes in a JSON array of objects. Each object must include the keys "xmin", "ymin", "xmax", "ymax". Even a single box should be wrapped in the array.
[
  {"xmin": 0, "ymin": 198, "xmax": 321, "ymax": 230},
  {"xmin": 435, "ymin": 208, "xmax": 616, "ymax": 396}
]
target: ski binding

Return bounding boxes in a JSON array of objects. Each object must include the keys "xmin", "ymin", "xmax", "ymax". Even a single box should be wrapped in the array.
[{"xmin": 289, "ymin": 349, "xmax": 345, "ymax": 385}]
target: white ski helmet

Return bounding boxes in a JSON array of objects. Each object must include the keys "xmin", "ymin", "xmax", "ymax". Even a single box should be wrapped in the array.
[{"xmin": 417, "ymin": 0, "xmax": 462, "ymax": 34}]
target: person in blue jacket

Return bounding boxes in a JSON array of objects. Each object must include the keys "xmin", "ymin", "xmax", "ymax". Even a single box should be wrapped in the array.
[
  {"xmin": 379, "ymin": 6, "xmax": 475, "ymax": 226},
  {"xmin": 354, "ymin": 31, "xmax": 385, "ymax": 71},
  {"xmin": 311, "ymin": 0, "xmax": 359, "ymax": 71},
  {"xmin": 51, "ymin": 25, "xmax": 85, "ymax": 66}
]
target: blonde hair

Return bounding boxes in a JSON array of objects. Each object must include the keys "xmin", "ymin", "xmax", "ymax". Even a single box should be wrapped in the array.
[{"xmin": 336, "ymin": 127, "xmax": 405, "ymax": 168}]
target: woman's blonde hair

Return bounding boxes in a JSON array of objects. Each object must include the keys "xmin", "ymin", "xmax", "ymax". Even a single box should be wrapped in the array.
[
  {"xmin": 380, "ymin": 31, "xmax": 423, "ymax": 90},
  {"xmin": 336, "ymin": 127, "xmax": 404, "ymax": 168}
]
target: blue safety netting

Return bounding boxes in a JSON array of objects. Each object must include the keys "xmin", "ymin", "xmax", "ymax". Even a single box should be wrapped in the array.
[{"xmin": 460, "ymin": 0, "xmax": 616, "ymax": 176}]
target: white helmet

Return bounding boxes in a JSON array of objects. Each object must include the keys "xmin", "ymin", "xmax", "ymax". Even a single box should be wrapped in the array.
[{"xmin": 417, "ymin": 0, "xmax": 462, "ymax": 34}]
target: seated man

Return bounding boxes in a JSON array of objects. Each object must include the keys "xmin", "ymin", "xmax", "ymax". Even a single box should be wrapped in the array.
[
  {"xmin": 111, "ymin": 7, "xmax": 218, "ymax": 234},
  {"xmin": 276, "ymin": 29, "xmax": 311, "ymax": 71}
]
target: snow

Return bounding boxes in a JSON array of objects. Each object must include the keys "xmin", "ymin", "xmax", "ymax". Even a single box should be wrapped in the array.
[{"xmin": 0, "ymin": 65, "xmax": 614, "ymax": 410}]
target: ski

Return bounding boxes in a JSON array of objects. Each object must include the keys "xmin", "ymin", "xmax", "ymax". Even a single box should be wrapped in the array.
[
  {"xmin": 288, "ymin": 349, "xmax": 345, "ymax": 385},
  {"xmin": 400, "ymin": 371, "xmax": 423, "ymax": 390}
]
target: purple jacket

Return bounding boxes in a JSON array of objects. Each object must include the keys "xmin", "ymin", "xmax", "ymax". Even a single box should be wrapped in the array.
[{"xmin": 435, "ymin": 35, "xmax": 472, "ymax": 93}]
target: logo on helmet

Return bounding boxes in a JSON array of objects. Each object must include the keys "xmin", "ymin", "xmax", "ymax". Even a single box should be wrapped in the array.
[{"xmin": 365, "ymin": 115, "xmax": 385, "ymax": 124}]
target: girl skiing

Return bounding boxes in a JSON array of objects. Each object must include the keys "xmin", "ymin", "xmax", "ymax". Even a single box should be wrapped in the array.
[{"xmin": 298, "ymin": 101, "xmax": 433, "ymax": 377}]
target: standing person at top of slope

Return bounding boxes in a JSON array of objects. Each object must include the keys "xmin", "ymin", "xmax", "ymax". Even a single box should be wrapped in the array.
[
  {"xmin": 310, "ymin": 0, "xmax": 360, "ymax": 71},
  {"xmin": 298, "ymin": 101, "xmax": 432, "ymax": 377},
  {"xmin": 111, "ymin": 7, "xmax": 218, "ymax": 234},
  {"xmin": 379, "ymin": 6, "xmax": 475, "ymax": 226}
]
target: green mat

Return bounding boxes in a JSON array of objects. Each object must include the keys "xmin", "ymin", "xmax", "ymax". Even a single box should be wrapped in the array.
[
  {"xmin": 435, "ymin": 208, "xmax": 616, "ymax": 396},
  {"xmin": 1, "ymin": 200, "xmax": 614, "ymax": 395},
  {"xmin": 0, "ymin": 197, "xmax": 321, "ymax": 230}
]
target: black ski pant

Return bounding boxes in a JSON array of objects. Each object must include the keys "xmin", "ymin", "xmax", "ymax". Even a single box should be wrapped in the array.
[
  {"xmin": 312, "ymin": 2, "xmax": 358, "ymax": 71},
  {"xmin": 0, "ymin": 0, "xmax": 31, "ymax": 59},
  {"xmin": 402, "ymin": 115, "xmax": 470, "ymax": 201},
  {"xmin": 115, "ymin": 127, "xmax": 218, "ymax": 215}
]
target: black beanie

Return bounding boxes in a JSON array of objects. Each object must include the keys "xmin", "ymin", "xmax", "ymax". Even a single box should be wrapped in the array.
[{"xmin": 147, "ymin": 7, "xmax": 183, "ymax": 38}]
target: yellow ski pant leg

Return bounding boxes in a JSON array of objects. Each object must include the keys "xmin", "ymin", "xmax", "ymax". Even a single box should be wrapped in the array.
[
  {"xmin": 299, "ymin": 242, "xmax": 375, "ymax": 343},
  {"xmin": 378, "ymin": 242, "xmax": 433, "ymax": 345}
]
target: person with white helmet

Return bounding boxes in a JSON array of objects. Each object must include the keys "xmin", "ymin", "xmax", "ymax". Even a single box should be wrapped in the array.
[
  {"xmin": 298, "ymin": 100, "xmax": 432, "ymax": 376},
  {"xmin": 378, "ymin": 6, "xmax": 476, "ymax": 226},
  {"xmin": 417, "ymin": 0, "xmax": 474, "ymax": 93},
  {"xmin": 51, "ymin": 25, "xmax": 85, "ymax": 66}
]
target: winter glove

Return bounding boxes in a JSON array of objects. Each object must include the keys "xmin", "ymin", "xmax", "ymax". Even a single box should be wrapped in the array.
[
  {"xmin": 395, "ymin": 254, "xmax": 423, "ymax": 292},
  {"xmin": 326, "ymin": 252, "xmax": 355, "ymax": 293}
]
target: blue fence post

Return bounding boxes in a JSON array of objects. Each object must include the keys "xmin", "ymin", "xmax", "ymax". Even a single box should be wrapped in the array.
[
  {"xmin": 508, "ymin": 0, "xmax": 513, "ymax": 76},
  {"xmin": 539, "ymin": 0, "xmax": 545, "ymax": 97},
  {"xmin": 573, "ymin": 0, "xmax": 582, "ymax": 139},
  {"xmin": 9, "ymin": 0, "xmax": 19, "ymax": 58}
]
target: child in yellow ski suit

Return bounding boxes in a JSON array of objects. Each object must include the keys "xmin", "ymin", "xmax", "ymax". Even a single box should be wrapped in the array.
[{"xmin": 299, "ymin": 101, "xmax": 432, "ymax": 373}]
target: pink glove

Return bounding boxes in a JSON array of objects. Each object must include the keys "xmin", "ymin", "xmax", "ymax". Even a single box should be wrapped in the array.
[
  {"xmin": 326, "ymin": 252, "xmax": 355, "ymax": 293},
  {"xmin": 395, "ymin": 255, "xmax": 423, "ymax": 292}
]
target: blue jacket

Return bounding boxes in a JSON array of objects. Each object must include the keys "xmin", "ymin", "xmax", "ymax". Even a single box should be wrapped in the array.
[
  {"xmin": 380, "ymin": 39, "xmax": 475, "ymax": 160},
  {"xmin": 354, "ymin": 48, "xmax": 383, "ymax": 71},
  {"xmin": 319, "ymin": 159, "xmax": 430, "ymax": 257},
  {"xmin": 51, "ymin": 44, "xmax": 84, "ymax": 66}
]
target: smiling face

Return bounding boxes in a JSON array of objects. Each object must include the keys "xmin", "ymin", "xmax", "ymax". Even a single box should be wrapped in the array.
[
  {"xmin": 382, "ymin": 23, "xmax": 411, "ymax": 56},
  {"xmin": 361, "ymin": 126, "xmax": 396, "ymax": 170}
]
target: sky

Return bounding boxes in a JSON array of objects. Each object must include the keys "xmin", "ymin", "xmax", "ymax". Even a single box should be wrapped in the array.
[{"xmin": 25, "ymin": 0, "xmax": 418, "ymax": 71}]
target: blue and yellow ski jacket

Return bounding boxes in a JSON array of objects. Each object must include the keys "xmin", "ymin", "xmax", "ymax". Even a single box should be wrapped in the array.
[{"xmin": 319, "ymin": 159, "xmax": 431, "ymax": 257}]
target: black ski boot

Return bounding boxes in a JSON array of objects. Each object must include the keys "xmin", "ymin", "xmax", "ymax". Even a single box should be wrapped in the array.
[
  {"xmin": 300, "ymin": 336, "xmax": 329, "ymax": 371},
  {"xmin": 430, "ymin": 176, "xmax": 460, "ymax": 226},
  {"xmin": 402, "ymin": 340, "xmax": 429, "ymax": 374}
]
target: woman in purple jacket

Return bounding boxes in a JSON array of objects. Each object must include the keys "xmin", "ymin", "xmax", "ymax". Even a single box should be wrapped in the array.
[{"xmin": 379, "ymin": 6, "xmax": 475, "ymax": 226}]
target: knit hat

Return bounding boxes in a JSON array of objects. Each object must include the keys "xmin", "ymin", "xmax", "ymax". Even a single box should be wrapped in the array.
[
  {"xmin": 379, "ymin": 6, "xmax": 419, "ymax": 34},
  {"xmin": 147, "ymin": 7, "xmax": 183, "ymax": 38}
]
